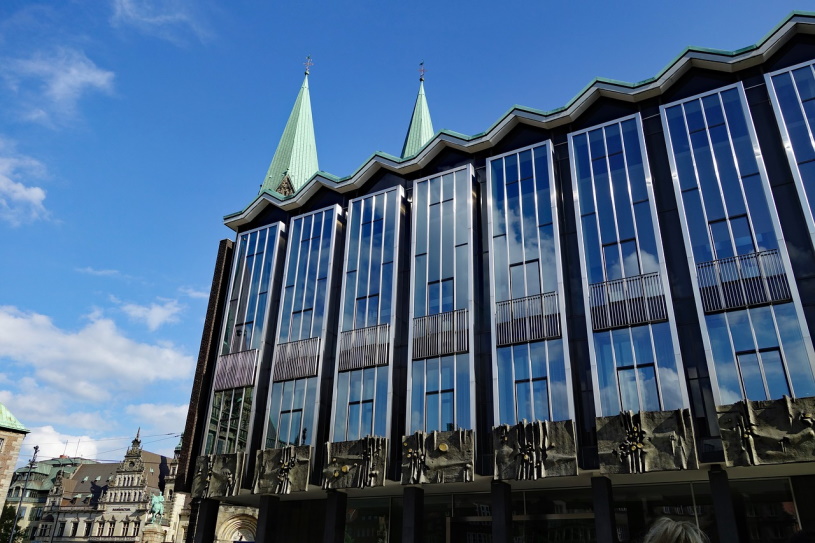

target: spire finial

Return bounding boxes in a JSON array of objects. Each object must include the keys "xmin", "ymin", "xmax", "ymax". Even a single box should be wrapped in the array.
[
  {"xmin": 304, "ymin": 55, "xmax": 313, "ymax": 75},
  {"xmin": 418, "ymin": 61, "xmax": 426, "ymax": 82}
]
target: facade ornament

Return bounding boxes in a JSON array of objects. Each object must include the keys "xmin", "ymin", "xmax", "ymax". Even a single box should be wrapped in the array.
[
  {"xmin": 493, "ymin": 419, "xmax": 577, "ymax": 480},
  {"xmin": 400, "ymin": 429, "xmax": 474, "ymax": 485},
  {"xmin": 322, "ymin": 436, "xmax": 387, "ymax": 490},
  {"xmin": 253, "ymin": 446, "xmax": 311, "ymax": 495},
  {"xmin": 597, "ymin": 409, "xmax": 698, "ymax": 474},
  {"xmin": 717, "ymin": 396, "xmax": 815, "ymax": 467}
]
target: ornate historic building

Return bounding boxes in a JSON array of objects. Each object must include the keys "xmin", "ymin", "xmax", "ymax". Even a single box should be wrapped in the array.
[
  {"xmin": 178, "ymin": 12, "xmax": 815, "ymax": 543},
  {"xmin": 8, "ymin": 433, "xmax": 188, "ymax": 543}
]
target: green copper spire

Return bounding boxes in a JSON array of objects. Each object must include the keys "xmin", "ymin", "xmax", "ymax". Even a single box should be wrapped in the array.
[
  {"xmin": 260, "ymin": 60, "xmax": 319, "ymax": 197},
  {"xmin": 401, "ymin": 64, "xmax": 434, "ymax": 158}
]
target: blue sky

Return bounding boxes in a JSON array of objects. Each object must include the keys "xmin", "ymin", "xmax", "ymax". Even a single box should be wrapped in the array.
[{"xmin": 0, "ymin": 0, "xmax": 807, "ymax": 463}]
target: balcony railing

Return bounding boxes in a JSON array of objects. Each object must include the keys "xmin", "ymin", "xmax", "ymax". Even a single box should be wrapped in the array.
[
  {"xmin": 338, "ymin": 323, "xmax": 390, "ymax": 371},
  {"xmin": 272, "ymin": 337, "xmax": 321, "ymax": 381},
  {"xmin": 412, "ymin": 309, "xmax": 469, "ymax": 360},
  {"xmin": 696, "ymin": 249, "xmax": 791, "ymax": 313},
  {"xmin": 213, "ymin": 349, "xmax": 258, "ymax": 391},
  {"xmin": 588, "ymin": 272, "xmax": 667, "ymax": 331},
  {"xmin": 495, "ymin": 292, "xmax": 560, "ymax": 347}
]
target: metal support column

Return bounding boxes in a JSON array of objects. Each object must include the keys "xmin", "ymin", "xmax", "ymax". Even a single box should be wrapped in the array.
[
  {"xmin": 255, "ymin": 495, "xmax": 281, "ymax": 543},
  {"xmin": 323, "ymin": 490, "xmax": 347, "ymax": 543},
  {"xmin": 402, "ymin": 486, "xmax": 424, "ymax": 543},
  {"xmin": 491, "ymin": 480, "xmax": 513, "ymax": 543},
  {"xmin": 591, "ymin": 476, "xmax": 616, "ymax": 543}
]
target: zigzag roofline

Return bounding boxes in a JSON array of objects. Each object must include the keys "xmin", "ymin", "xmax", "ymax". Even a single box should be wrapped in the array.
[{"xmin": 225, "ymin": 11, "xmax": 815, "ymax": 230}]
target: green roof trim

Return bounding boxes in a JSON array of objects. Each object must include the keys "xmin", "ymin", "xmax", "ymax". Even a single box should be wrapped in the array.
[
  {"xmin": 0, "ymin": 402, "xmax": 29, "ymax": 433},
  {"xmin": 401, "ymin": 80, "xmax": 435, "ymax": 158},
  {"xmin": 259, "ymin": 73, "xmax": 319, "ymax": 196},
  {"xmin": 226, "ymin": 11, "xmax": 815, "ymax": 224}
]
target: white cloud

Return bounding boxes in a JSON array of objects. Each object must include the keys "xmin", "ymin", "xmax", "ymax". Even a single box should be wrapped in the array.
[
  {"xmin": 76, "ymin": 267, "xmax": 122, "ymax": 277},
  {"xmin": 0, "ymin": 139, "xmax": 48, "ymax": 226},
  {"xmin": 0, "ymin": 306, "xmax": 193, "ymax": 402},
  {"xmin": 111, "ymin": 0, "xmax": 210, "ymax": 43},
  {"xmin": 179, "ymin": 286, "xmax": 208, "ymax": 299},
  {"xmin": 19, "ymin": 426, "xmax": 101, "ymax": 466},
  {"xmin": 3, "ymin": 47, "xmax": 114, "ymax": 124},
  {"xmin": 125, "ymin": 403, "xmax": 188, "ymax": 436},
  {"xmin": 119, "ymin": 298, "xmax": 184, "ymax": 331}
]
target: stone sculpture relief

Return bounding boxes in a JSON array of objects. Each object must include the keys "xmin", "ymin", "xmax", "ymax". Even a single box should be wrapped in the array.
[
  {"xmin": 190, "ymin": 453, "xmax": 245, "ymax": 498},
  {"xmin": 400, "ymin": 429, "xmax": 474, "ymax": 485},
  {"xmin": 596, "ymin": 409, "xmax": 698, "ymax": 474},
  {"xmin": 253, "ymin": 446, "xmax": 311, "ymax": 495},
  {"xmin": 717, "ymin": 395, "xmax": 815, "ymax": 467},
  {"xmin": 493, "ymin": 420, "xmax": 577, "ymax": 480},
  {"xmin": 322, "ymin": 436, "xmax": 387, "ymax": 489}
]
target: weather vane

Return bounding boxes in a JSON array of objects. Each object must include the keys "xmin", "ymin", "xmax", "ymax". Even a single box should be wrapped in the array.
[
  {"xmin": 304, "ymin": 55, "xmax": 313, "ymax": 75},
  {"xmin": 419, "ymin": 61, "xmax": 426, "ymax": 81}
]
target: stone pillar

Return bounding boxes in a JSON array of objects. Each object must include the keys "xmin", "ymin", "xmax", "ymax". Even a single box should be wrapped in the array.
[
  {"xmin": 591, "ymin": 476, "xmax": 616, "ymax": 543},
  {"xmin": 792, "ymin": 475, "xmax": 815, "ymax": 532},
  {"xmin": 491, "ymin": 481, "xmax": 513, "ymax": 543},
  {"xmin": 708, "ymin": 465, "xmax": 743, "ymax": 543},
  {"xmin": 402, "ymin": 486, "xmax": 424, "ymax": 543},
  {"xmin": 255, "ymin": 495, "xmax": 281, "ymax": 543},
  {"xmin": 323, "ymin": 490, "xmax": 347, "ymax": 543},
  {"xmin": 141, "ymin": 524, "xmax": 163, "ymax": 543},
  {"xmin": 192, "ymin": 498, "xmax": 219, "ymax": 543}
]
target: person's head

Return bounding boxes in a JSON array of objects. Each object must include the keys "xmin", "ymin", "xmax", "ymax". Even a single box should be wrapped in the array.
[{"xmin": 643, "ymin": 517, "xmax": 709, "ymax": 543}]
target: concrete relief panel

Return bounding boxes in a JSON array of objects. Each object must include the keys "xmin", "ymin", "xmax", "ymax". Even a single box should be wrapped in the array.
[
  {"xmin": 400, "ymin": 429, "xmax": 474, "ymax": 485},
  {"xmin": 190, "ymin": 453, "xmax": 245, "ymax": 498},
  {"xmin": 322, "ymin": 436, "xmax": 387, "ymax": 490},
  {"xmin": 253, "ymin": 446, "xmax": 311, "ymax": 495},
  {"xmin": 717, "ymin": 396, "xmax": 815, "ymax": 467},
  {"xmin": 493, "ymin": 420, "xmax": 577, "ymax": 480},
  {"xmin": 597, "ymin": 409, "xmax": 698, "ymax": 474}
]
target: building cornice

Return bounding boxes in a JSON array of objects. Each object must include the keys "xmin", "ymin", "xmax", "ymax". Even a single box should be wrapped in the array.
[{"xmin": 224, "ymin": 11, "xmax": 815, "ymax": 231}]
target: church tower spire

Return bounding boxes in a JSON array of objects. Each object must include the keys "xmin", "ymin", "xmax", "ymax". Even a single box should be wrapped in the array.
[
  {"xmin": 260, "ymin": 57, "xmax": 319, "ymax": 197},
  {"xmin": 401, "ymin": 62, "xmax": 435, "ymax": 158}
]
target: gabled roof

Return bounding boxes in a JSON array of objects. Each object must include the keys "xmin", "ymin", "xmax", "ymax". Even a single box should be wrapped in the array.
[
  {"xmin": 0, "ymin": 402, "xmax": 28, "ymax": 433},
  {"xmin": 401, "ymin": 79, "xmax": 434, "ymax": 158},
  {"xmin": 224, "ymin": 11, "xmax": 815, "ymax": 230},
  {"xmin": 259, "ymin": 73, "xmax": 319, "ymax": 197}
]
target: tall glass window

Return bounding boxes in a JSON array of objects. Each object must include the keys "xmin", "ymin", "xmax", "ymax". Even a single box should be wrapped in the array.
[
  {"xmin": 266, "ymin": 377, "xmax": 319, "ymax": 448},
  {"xmin": 206, "ymin": 387, "xmax": 253, "ymax": 454},
  {"xmin": 222, "ymin": 224, "xmax": 281, "ymax": 355},
  {"xmin": 266, "ymin": 206, "xmax": 341, "ymax": 448},
  {"xmin": 408, "ymin": 167, "xmax": 474, "ymax": 432},
  {"xmin": 767, "ymin": 61, "xmax": 815, "ymax": 247},
  {"xmin": 332, "ymin": 188, "xmax": 402, "ymax": 442},
  {"xmin": 205, "ymin": 223, "xmax": 282, "ymax": 455},
  {"xmin": 278, "ymin": 208, "xmax": 337, "ymax": 343},
  {"xmin": 662, "ymin": 85, "xmax": 815, "ymax": 402},
  {"xmin": 488, "ymin": 143, "xmax": 573, "ymax": 424},
  {"xmin": 571, "ymin": 117, "xmax": 684, "ymax": 416}
]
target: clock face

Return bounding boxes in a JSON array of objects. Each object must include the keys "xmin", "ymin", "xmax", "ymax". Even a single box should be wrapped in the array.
[{"xmin": 129, "ymin": 461, "xmax": 135, "ymax": 468}]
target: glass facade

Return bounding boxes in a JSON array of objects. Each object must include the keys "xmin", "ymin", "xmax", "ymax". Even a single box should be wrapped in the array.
[
  {"xmin": 265, "ymin": 206, "xmax": 341, "ymax": 449},
  {"xmin": 488, "ymin": 143, "xmax": 572, "ymax": 424},
  {"xmin": 222, "ymin": 224, "xmax": 281, "ymax": 355},
  {"xmin": 767, "ymin": 61, "xmax": 815, "ymax": 244},
  {"xmin": 662, "ymin": 85, "xmax": 815, "ymax": 403},
  {"xmin": 408, "ymin": 166, "xmax": 474, "ymax": 432},
  {"xmin": 332, "ymin": 187, "xmax": 402, "ymax": 442},
  {"xmin": 571, "ymin": 117, "xmax": 685, "ymax": 416},
  {"xmin": 205, "ymin": 223, "xmax": 282, "ymax": 455}
]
